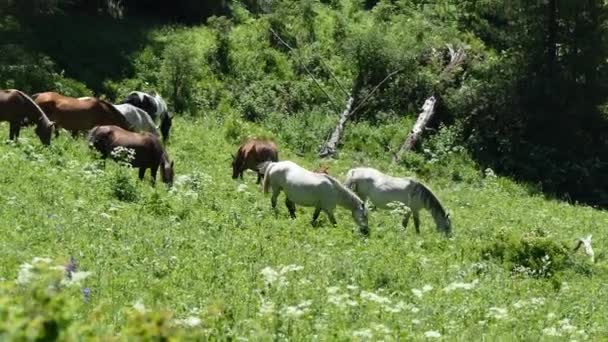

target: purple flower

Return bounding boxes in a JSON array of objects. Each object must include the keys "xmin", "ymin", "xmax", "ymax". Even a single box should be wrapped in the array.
[
  {"xmin": 83, "ymin": 287, "xmax": 90, "ymax": 303},
  {"xmin": 65, "ymin": 256, "xmax": 78, "ymax": 279}
]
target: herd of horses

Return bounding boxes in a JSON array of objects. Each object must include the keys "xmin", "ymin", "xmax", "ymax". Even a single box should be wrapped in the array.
[
  {"xmin": 0, "ymin": 89, "xmax": 174, "ymax": 184},
  {"xmin": 0, "ymin": 88, "xmax": 452, "ymax": 236}
]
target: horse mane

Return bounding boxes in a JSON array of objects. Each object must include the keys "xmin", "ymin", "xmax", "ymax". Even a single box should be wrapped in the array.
[
  {"xmin": 322, "ymin": 174, "xmax": 364, "ymax": 209},
  {"xmin": 411, "ymin": 180, "xmax": 451, "ymax": 232},
  {"xmin": 98, "ymin": 98, "xmax": 134, "ymax": 131},
  {"xmin": 14, "ymin": 90, "xmax": 52, "ymax": 124}
]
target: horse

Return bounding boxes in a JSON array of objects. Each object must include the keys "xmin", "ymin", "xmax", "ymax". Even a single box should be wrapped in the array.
[
  {"xmin": 88, "ymin": 125, "xmax": 174, "ymax": 186},
  {"xmin": 0, "ymin": 89, "xmax": 55, "ymax": 145},
  {"xmin": 112, "ymin": 103, "xmax": 160, "ymax": 137},
  {"xmin": 260, "ymin": 161, "xmax": 368, "ymax": 235},
  {"xmin": 232, "ymin": 139, "xmax": 278, "ymax": 184},
  {"xmin": 120, "ymin": 91, "xmax": 172, "ymax": 142},
  {"xmin": 32, "ymin": 92, "xmax": 132, "ymax": 137},
  {"xmin": 343, "ymin": 167, "xmax": 451, "ymax": 236}
]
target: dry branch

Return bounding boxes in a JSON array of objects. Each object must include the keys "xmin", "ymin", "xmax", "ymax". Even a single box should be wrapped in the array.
[
  {"xmin": 393, "ymin": 45, "xmax": 466, "ymax": 163},
  {"xmin": 318, "ymin": 97, "xmax": 354, "ymax": 158},
  {"xmin": 394, "ymin": 96, "xmax": 437, "ymax": 162}
]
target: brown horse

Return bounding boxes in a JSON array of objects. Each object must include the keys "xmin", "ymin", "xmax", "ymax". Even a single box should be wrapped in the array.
[
  {"xmin": 33, "ymin": 92, "xmax": 131, "ymax": 137},
  {"xmin": 232, "ymin": 139, "xmax": 279, "ymax": 184},
  {"xmin": 88, "ymin": 125, "xmax": 174, "ymax": 186},
  {"xmin": 0, "ymin": 89, "xmax": 55, "ymax": 145}
]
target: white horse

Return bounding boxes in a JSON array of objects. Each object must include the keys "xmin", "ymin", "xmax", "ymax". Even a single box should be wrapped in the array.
[
  {"xmin": 121, "ymin": 91, "xmax": 172, "ymax": 142},
  {"xmin": 260, "ymin": 161, "xmax": 369, "ymax": 235},
  {"xmin": 344, "ymin": 167, "xmax": 451, "ymax": 235},
  {"xmin": 111, "ymin": 103, "xmax": 160, "ymax": 137}
]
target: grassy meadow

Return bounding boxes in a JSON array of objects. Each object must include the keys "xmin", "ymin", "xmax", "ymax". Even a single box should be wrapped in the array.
[{"xmin": 0, "ymin": 116, "xmax": 606, "ymax": 340}]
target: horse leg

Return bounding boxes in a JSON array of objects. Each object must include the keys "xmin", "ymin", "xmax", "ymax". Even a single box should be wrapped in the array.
[
  {"xmin": 413, "ymin": 210, "xmax": 421, "ymax": 234},
  {"xmin": 138, "ymin": 167, "xmax": 146, "ymax": 181},
  {"xmin": 150, "ymin": 166, "xmax": 158, "ymax": 185},
  {"xmin": 325, "ymin": 210, "xmax": 337, "ymax": 226},
  {"xmin": 256, "ymin": 172, "xmax": 262, "ymax": 184},
  {"xmin": 285, "ymin": 198, "xmax": 296, "ymax": 219},
  {"xmin": 70, "ymin": 130, "xmax": 79, "ymax": 138},
  {"xmin": 402, "ymin": 211, "xmax": 411, "ymax": 230},
  {"xmin": 9, "ymin": 121, "xmax": 18, "ymax": 140},
  {"xmin": 311, "ymin": 208, "xmax": 321, "ymax": 226}
]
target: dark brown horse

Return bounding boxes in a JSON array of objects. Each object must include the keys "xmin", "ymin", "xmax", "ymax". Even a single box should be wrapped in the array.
[
  {"xmin": 33, "ymin": 92, "xmax": 131, "ymax": 137},
  {"xmin": 0, "ymin": 89, "xmax": 55, "ymax": 145},
  {"xmin": 232, "ymin": 139, "xmax": 279, "ymax": 184},
  {"xmin": 88, "ymin": 125, "xmax": 174, "ymax": 186}
]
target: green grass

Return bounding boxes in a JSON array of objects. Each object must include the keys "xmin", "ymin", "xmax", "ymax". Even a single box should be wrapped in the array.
[{"xmin": 0, "ymin": 117, "xmax": 607, "ymax": 340}]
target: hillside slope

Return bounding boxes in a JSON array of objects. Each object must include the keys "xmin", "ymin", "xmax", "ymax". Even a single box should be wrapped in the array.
[{"xmin": 0, "ymin": 118, "xmax": 606, "ymax": 339}]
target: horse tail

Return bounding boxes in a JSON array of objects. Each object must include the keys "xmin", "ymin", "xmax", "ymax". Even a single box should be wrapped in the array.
[
  {"xmin": 411, "ymin": 180, "xmax": 450, "ymax": 233},
  {"xmin": 15, "ymin": 90, "xmax": 51, "ymax": 124},
  {"xmin": 261, "ymin": 161, "xmax": 275, "ymax": 193}
]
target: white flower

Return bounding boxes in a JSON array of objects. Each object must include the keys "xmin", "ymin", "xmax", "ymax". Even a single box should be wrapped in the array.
[
  {"xmin": 412, "ymin": 319, "xmax": 421, "ymax": 325},
  {"xmin": 424, "ymin": 330, "xmax": 441, "ymax": 338},
  {"xmin": 16, "ymin": 263, "xmax": 34, "ymax": 285},
  {"xmin": 326, "ymin": 286, "xmax": 340, "ymax": 294},
  {"xmin": 133, "ymin": 300, "xmax": 146, "ymax": 313},
  {"xmin": 543, "ymin": 327, "xmax": 561, "ymax": 336},
  {"xmin": 412, "ymin": 285, "xmax": 433, "ymax": 298},
  {"xmin": 353, "ymin": 328, "xmax": 373, "ymax": 339},
  {"xmin": 175, "ymin": 316, "xmax": 202, "ymax": 327},
  {"xmin": 487, "ymin": 307, "xmax": 508, "ymax": 320},
  {"xmin": 281, "ymin": 300, "xmax": 312, "ymax": 319},
  {"xmin": 360, "ymin": 291, "xmax": 391, "ymax": 305},
  {"xmin": 237, "ymin": 184, "xmax": 248, "ymax": 193},
  {"xmin": 443, "ymin": 279, "xmax": 478, "ymax": 292},
  {"xmin": 258, "ymin": 299, "xmax": 275, "ymax": 316},
  {"xmin": 32, "ymin": 257, "xmax": 52, "ymax": 264},
  {"xmin": 260, "ymin": 267, "xmax": 279, "ymax": 285},
  {"xmin": 62, "ymin": 271, "xmax": 92, "ymax": 287}
]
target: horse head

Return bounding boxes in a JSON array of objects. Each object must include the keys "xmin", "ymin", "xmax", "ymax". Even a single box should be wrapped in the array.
[
  {"xmin": 161, "ymin": 157, "xmax": 175, "ymax": 186},
  {"xmin": 34, "ymin": 118, "xmax": 55, "ymax": 146}
]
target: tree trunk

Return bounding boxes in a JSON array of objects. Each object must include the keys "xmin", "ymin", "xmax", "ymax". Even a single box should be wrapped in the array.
[
  {"xmin": 393, "ymin": 96, "xmax": 437, "ymax": 162},
  {"xmin": 393, "ymin": 45, "xmax": 466, "ymax": 163},
  {"xmin": 318, "ymin": 96, "xmax": 354, "ymax": 158}
]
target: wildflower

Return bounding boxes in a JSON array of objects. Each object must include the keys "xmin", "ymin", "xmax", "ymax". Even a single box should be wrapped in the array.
[
  {"xmin": 352, "ymin": 328, "xmax": 373, "ymax": 339},
  {"xmin": 175, "ymin": 316, "xmax": 202, "ymax": 327},
  {"xmin": 62, "ymin": 271, "xmax": 92, "ymax": 287},
  {"xmin": 412, "ymin": 285, "xmax": 433, "ymax": 298},
  {"xmin": 83, "ymin": 287, "xmax": 90, "ymax": 303},
  {"xmin": 360, "ymin": 290, "xmax": 391, "ymax": 305},
  {"xmin": 542, "ymin": 327, "xmax": 561, "ymax": 336},
  {"xmin": 237, "ymin": 184, "xmax": 248, "ymax": 193},
  {"xmin": 487, "ymin": 307, "xmax": 508, "ymax": 320},
  {"xmin": 443, "ymin": 279, "xmax": 478, "ymax": 292},
  {"xmin": 424, "ymin": 330, "xmax": 442, "ymax": 338},
  {"xmin": 65, "ymin": 256, "xmax": 77, "ymax": 279},
  {"xmin": 258, "ymin": 299, "xmax": 275, "ymax": 316},
  {"xmin": 281, "ymin": 300, "xmax": 312, "ymax": 319},
  {"xmin": 412, "ymin": 319, "xmax": 421, "ymax": 325},
  {"xmin": 133, "ymin": 300, "xmax": 146, "ymax": 313}
]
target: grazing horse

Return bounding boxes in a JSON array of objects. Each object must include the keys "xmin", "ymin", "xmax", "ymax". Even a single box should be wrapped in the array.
[
  {"xmin": 33, "ymin": 92, "xmax": 131, "ymax": 137},
  {"xmin": 112, "ymin": 103, "xmax": 160, "ymax": 137},
  {"xmin": 344, "ymin": 167, "xmax": 451, "ymax": 236},
  {"xmin": 88, "ymin": 125, "xmax": 174, "ymax": 186},
  {"xmin": 260, "ymin": 161, "xmax": 368, "ymax": 235},
  {"xmin": 0, "ymin": 89, "xmax": 54, "ymax": 145},
  {"xmin": 232, "ymin": 139, "xmax": 278, "ymax": 184},
  {"xmin": 121, "ymin": 91, "xmax": 172, "ymax": 142}
]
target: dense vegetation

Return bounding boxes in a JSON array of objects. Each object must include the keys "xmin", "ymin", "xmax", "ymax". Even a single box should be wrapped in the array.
[{"xmin": 1, "ymin": 0, "xmax": 607, "ymax": 339}]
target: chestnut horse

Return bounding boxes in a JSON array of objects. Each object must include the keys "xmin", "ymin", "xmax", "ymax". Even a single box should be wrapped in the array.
[
  {"xmin": 88, "ymin": 125, "xmax": 174, "ymax": 186},
  {"xmin": 232, "ymin": 139, "xmax": 278, "ymax": 184},
  {"xmin": 33, "ymin": 92, "xmax": 131, "ymax": 137},
  {"xmin": 0, "ymin": 89, "xmax": 54, "ymax": 145}
]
